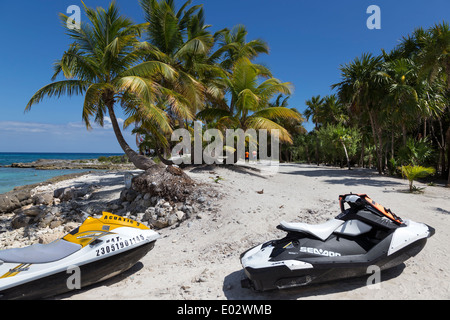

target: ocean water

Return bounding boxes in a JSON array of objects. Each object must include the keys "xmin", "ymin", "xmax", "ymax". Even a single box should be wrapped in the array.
[{"xmin": 0, "ymin": 153, "xmax": 123, "ymax": 194}]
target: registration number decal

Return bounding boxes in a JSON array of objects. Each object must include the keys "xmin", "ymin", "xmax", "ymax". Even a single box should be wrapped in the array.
[{"xmin": 96, "ymin": 234, "xmax": 145, "ymax": 256}]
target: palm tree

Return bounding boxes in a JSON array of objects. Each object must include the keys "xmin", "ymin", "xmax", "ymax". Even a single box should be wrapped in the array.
[
  {"xmin": 304, "ymin": 95, "xmax": 325, "ymax": 165},
  {"xmin": 139, "ymin": 0, "xmax": 221, "ymax": 122},
  {"xmin": 383, "ymin": 58, "xmax": 420, "ymax": 146},
  {"xmin": 322, "ymin": 94, "xmax": 349, "ymax": 125},
  {"xmin": 332, "ymin": 53, "xmax": 387, "ymax": 173},
  {"xmin": 419, "ymin": 21, "xmax": 450, "ymax": 186},
  {"xmin": 212, "ymin": 24, "xmax": 269, "ymax": 71},
  {"xmin": 420, "ymin": 22, "xmax": 450, "ymax": 88},
  {"xmin": 304, "ymin": 95, "xmax": 325, "ymax": 129},
  {"xmin": 137, "ymin": 0, "xmax": 231, "ymax": 165},
  {"xmin": 26, "ymin": 1, "xmax": 177, "ymax": 170},
  {"xmin": 270, "ymin": 95, "xmax": 306, "ymax": 162},
  {"xmin": 197, "ymin": 57, "xmax": 299, "ymax": 144}
]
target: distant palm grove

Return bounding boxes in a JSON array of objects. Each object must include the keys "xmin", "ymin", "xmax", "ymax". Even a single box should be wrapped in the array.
[
  {"xmin": 24, "ymin": 0, "xmax": 450, "ymax": 186},
  {"xmin": 299, "ymin": 22, "xmax": 450, "ymax": 187}
]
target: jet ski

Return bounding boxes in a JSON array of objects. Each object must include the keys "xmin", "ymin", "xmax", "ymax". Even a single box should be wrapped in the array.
[
  {"xmin": 0, "ymin": 212, "xmax": 160, "ymax": 300},
  {"xmin": 240, "ymin": 194, "xmax": 435, "ymax": 291}
]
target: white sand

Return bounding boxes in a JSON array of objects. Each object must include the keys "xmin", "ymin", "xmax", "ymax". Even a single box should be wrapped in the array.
[{"xmin": 59, "ymin": 163, "xmax": 450, "ymax": 300}]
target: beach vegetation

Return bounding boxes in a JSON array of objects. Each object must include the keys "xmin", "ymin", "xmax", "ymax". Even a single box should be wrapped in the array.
[
  {"xmin": 98, "ymin": 155, "xmax": 130, "ymax": 164},
  {"xmin": 292, "ymin": 21, "xmax": 450, "ymax": 187},
  {"xmin": 26, "ymin": 0, "xmax": 302, "ymax": 170},
  {"xmin": 25, "ymin": 1, "xmax": 178, "ymax": 170},
  {"xmin": 401, "ymin": 165, "xmax": 436, "ymax": 192},
  {"xmin": 21, "ymin": 0, "xmax": 450, "ymax": 189}
]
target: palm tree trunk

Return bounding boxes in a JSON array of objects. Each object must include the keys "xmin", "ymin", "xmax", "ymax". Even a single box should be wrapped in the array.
[
  {"xmin": 106, "ymin": 102, "xmax": 156, "ymax": 170},
  {"xmin": 360, "ymin": 138, "xmax": 365, "ymax": 168},
  {"xmin": 447, "ymin": 127, "xmax": 450, "ymax": 187},
  {"xmin": 402, "ymin": 122, "xmax": 407, "ymax": 146},
  {"xmin": 341, "ymin": 140, "xmax": 351, "ymax": 170},
  {"xmin": 314, "ymin": 123, "xmax": 320, "ymax": 166},
  {"xmin": 368, "ymin": 109, "xmax": 383, "ymax": 174}
]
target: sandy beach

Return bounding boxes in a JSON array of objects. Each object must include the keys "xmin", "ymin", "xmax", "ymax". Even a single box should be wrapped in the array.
[{"xmin": 15, "ymin": 163, "xmax": 444, "ymax": 300}]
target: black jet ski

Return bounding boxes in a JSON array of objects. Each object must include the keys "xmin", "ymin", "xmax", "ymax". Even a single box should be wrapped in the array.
[
  {"xmin": 240, "ymin": 194, "xmax": 435, "ymax": 291},
  {"xmin": 0, "ymin": 212, "xmax": 160, "ymax": 300}
]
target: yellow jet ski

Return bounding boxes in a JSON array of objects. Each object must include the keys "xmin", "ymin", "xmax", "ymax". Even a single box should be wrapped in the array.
[{"xmin": 0, "ymin": 213, "xmax": 160, "ymax": 300}]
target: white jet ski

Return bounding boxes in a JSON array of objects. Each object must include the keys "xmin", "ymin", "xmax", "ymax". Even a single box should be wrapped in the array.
[
  {"xmin": 240, "ymin": 194, "xmax": 435, "ymax": 291},
  {"xmin": 0, "ymin": 212, "xmax": 160, "ymax": 300}
]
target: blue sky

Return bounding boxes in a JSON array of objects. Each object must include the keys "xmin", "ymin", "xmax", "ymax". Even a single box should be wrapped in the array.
[{"xmin": 0, "ymin": 0, "xmax": 449, "ymax": 153}]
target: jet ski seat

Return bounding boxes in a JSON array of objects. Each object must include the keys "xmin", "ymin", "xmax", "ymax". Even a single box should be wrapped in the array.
[
  {"xmin": 279, "ymin": 219, "xmax": 344, "ymax": 241},
  {"xmin": 0, "ymin": 240, "xmax": 81, "ymax": 264}
]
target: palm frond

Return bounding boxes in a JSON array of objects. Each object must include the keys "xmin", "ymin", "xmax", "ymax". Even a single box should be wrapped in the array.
[
  {"xmin": 26, "ymin": 80, "xmax": 90, "ymax": 111},
  {"xmin": 245, "ymin": 116, "xmax": 292, "ymax": 143}
]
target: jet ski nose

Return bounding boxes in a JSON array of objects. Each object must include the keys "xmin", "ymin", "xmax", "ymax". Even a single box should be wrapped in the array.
[{"xmin": 426, "ymin": 224, "xmax": 436, "ymax": 238}]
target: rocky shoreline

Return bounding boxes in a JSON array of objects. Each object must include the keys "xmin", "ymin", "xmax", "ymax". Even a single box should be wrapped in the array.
[
  {"xmin": 0, "ymin": 166, "xmax": 222, "ymax": 250},
  {"xmin": 3, "ymin": 158, "xmax": 135, "ymax": 170}
]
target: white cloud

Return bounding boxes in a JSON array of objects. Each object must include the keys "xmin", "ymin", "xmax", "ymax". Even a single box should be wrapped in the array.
[{"xmin": 0, "ymin": 120, "xmax": 136, "ymax": 153}]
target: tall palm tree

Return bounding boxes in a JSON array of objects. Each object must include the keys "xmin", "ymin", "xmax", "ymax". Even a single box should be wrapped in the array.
[
  {"xmin": 332, "ymin": 53, "xmax": 387, "ymax": 173},
  {"xmin": 270, "ymin": 95, "xmax": 306, "ymax": 162},
  {"xmin": 419, "ymin": 21, "xmax": 450, "ymax": 186},
  {"xmin": 304, "ymin": 95, "xmax": 325, "ymax": 165},
  {"xmin": 304, "ymin": 95, "xmax": 325, "ymax": 129},
  {"xmin": 420, "ymin": 22, "xmax": 450, "ymax": 88},
  {"xmin": 322, "ymin": 94, "xmax": 349, "ymax": 125},
  {"xmin": 197, "ymin": 57, "xmax": 299, "ymax": 143},
  {"xmin": 384, "ymin": 58, "xmax": 420, "ymax": 146},
  {"xmin": 26, "ymin": 1, "xmax": 177, "ymax": 170},
  {"xmin": 212, "ymin": 24, "xmax": 269, "ymax": 71},
  {"xmin": 139, "ymin": 0, "xmax": 221, "ymax": 122}
]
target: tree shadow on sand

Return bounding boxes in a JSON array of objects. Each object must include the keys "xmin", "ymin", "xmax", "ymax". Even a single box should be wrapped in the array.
[
  {"xmin": 222, "ymin": 264, "xmax": 405, "ymax": 300},
  {"xmin": 280, "ymin": 166, "xmax": 404, "ymax": 188},
  {"xmin": 188, "ymin": 163, "xmax": 268, "ymax": 179}
]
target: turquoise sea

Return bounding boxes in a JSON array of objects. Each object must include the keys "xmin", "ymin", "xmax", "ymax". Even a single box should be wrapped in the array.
[{"xmin": 0, "ymin": 153, "xmax": 123, "ymax": 194}]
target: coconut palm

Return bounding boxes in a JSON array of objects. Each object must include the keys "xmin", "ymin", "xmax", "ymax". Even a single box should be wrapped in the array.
[
  {"xmin": 139, "ymin": 0, "xmax": 222, "ymax": 122},
  {"xmin": 270, "ymin": 95, "xmax": 306, "ymax": 162},
  {"xmin": 304, "ymin": 95, "xmax": 325, "ymax": 165},
  {"xmin": 197, "ymin": 57, "xmax": 299, "ymax": 143},
  {"xmin": 212, "ymin": 24, "xmax": 269, "ymax": 71},
  {"xmin": 26, "ymin": 1, "xmax": 178, "ymax": 170},
  {"xmin": 304, "ymin": 95, "xmax": 325, "ymax": 129}
]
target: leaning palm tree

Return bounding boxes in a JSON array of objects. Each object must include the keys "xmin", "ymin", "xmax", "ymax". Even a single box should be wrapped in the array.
[{"xmin": 26, "ymin": 1, "xmax": 177, "ymax": 170}]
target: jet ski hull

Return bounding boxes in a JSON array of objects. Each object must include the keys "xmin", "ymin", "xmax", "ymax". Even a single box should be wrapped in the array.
[
  {"xmin": 240, "ymin": 194, "xmax": 435, "ymax": 292},
  {"xmin": 241, "ymin": 237, "xmax": 428, "ymax": 291},
  {"xmin": 0, "ymin": 213, "xmax": 160, "ymax": 300},
  {"xmin": 0, "ymin": 241, "xmax": 156, "ymax": 300}
]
